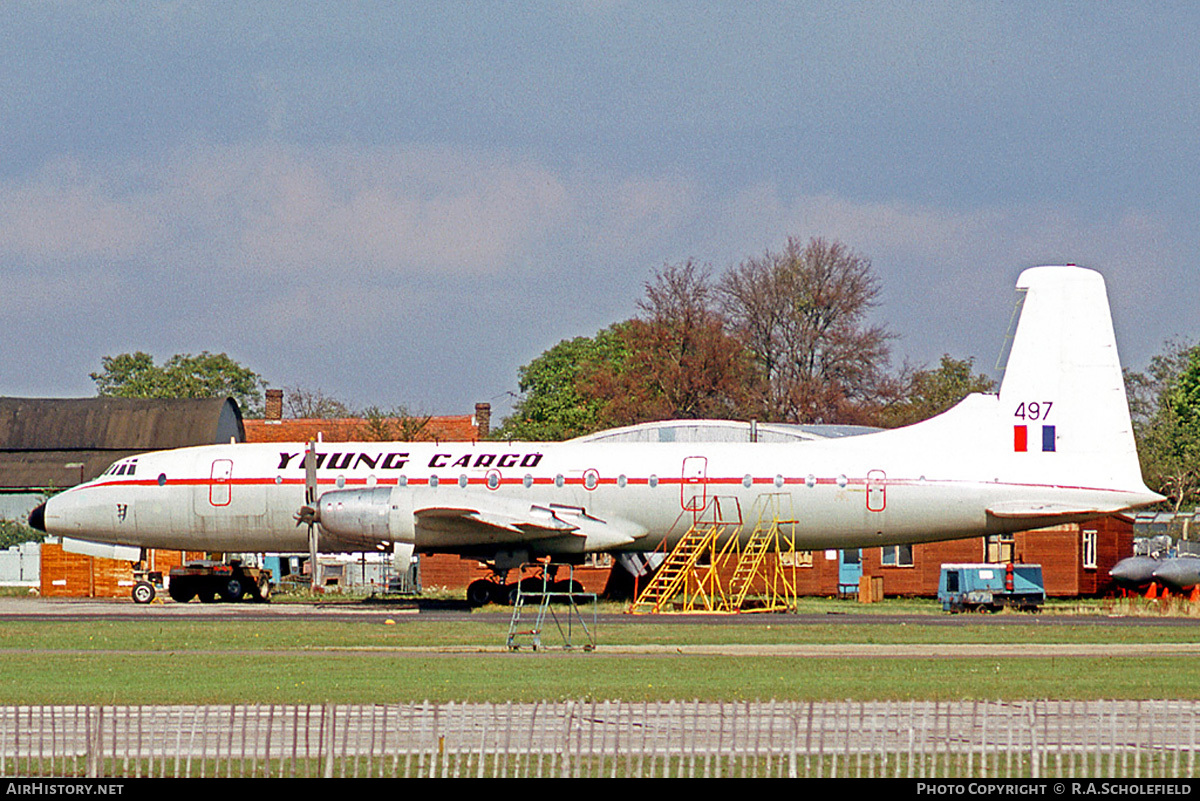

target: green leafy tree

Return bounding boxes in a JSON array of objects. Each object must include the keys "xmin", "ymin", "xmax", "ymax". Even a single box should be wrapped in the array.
[
  {"xmin": 497, "ymin": 262, "xmax": 766, "ymax": 439},
  {"xmin": 0, "ymin": 518, "xmax": 42, "ymax": 549},
  {"xmin": 91, "ymin": 351, "xmax": 267, "ymax": 417},
  {"xmin": 494, "ymin": 330, "xmax": 627, "ymax": 441},
  {"xmin": 878, "ymin": 355, "xmax": 997, "ymax": 428},
  {"xmin": 1128, "ymin": 340, "xmax": 1200, "ymax": 512}
]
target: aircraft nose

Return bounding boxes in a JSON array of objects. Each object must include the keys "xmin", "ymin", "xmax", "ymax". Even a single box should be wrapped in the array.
[
  {"xmin": 1152, "ymin": 558, "xmax": 1200, "ymax": 590},
  {"xmin": 1109, "ymin": 559, "xmax": 1138, "ymax": 581},
  {"xmin": 28, "ymin": 502, "xmax": 46, "ymax": 532}
]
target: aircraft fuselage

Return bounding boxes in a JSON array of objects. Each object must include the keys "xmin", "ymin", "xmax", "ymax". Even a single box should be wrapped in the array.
[{"xmin": 40, "ymin": 427, "xmax": 1151, "ymax": 558}]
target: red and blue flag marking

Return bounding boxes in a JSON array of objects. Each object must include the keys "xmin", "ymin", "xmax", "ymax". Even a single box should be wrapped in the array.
[{"xmin": 1014, "ymin": 425, "xmax": 1056, "ymax": 452}]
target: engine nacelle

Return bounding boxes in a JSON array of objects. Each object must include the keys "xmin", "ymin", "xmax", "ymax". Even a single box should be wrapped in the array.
[{"xmin": 317, "ymin": 486, "xmax": 412, "ymax": 546}]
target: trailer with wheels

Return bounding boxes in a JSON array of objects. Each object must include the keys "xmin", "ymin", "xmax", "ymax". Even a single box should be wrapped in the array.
[
  {"xmin": 938, "ymin": 562, "xmax": 1044, "ymax": 613},
  {"xmin": 166, "ymin": 560, "xmax": 272, "ymax": 604}
]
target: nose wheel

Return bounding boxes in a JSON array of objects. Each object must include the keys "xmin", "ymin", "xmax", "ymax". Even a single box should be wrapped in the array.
[
  {"xmin": 131, "ymin": 565, "xmax": 164, "ymax": 604},
  {"xmin": 131, "ymin": 580, "xmax": 156, "ymax": 604}
]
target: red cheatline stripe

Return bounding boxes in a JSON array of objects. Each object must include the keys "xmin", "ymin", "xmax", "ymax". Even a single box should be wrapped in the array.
[{"xmin": 76, "ymin": 474, "xmax": 1139, "ymax": 495}]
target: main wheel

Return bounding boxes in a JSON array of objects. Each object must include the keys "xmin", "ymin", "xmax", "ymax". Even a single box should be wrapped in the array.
[
  {"xmin": 131, "ymin": 581, "xmax": 156, "ymax": 604},
  {"xmin": 168, "ymin": 580, "xmax": 196, "ymax": 603},
  {"xmin": 466, "ymin": 579, "xmax": 494, "ymax": 607},
  {"xmin": 560, "ymin": 579, "xmax": 586, "ymax": 603},
  {"xmin": 509, "ymin": 578, "xmax": 544, "ymax": 605},
  {"xmin": 219, "ymin": 577, "xmax": 246, "ymax": 602},
  {"xmin": 491, "ymin": 582, "xmax": 513, "ymax": 605},
  {"xmin": 506, "ymin": 583, "xmax": 523, "ymax": 606}
]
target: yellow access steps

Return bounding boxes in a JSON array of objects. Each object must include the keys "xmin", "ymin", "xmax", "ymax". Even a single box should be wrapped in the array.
[{"xmin": 629, "ymin": 494, "xmax": 800, "ymax": 614}]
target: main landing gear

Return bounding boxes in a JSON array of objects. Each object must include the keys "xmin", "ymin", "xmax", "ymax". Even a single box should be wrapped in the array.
[
  {"xmin": 165, "ymin": 561, "xmax": 272, "ymax": 604},
  {"xmin": 466, "ymin": 566, "xmax": 586, "ymax": 607}
]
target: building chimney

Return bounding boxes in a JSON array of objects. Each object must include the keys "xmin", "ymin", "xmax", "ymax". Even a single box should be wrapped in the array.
[
  {"xmin": 475, "ymin": 402, "xmax": 491, "ymax": 439},
  {"xmin": 265, "ymin": 389, "xmax": 283, "ymax": 420}
]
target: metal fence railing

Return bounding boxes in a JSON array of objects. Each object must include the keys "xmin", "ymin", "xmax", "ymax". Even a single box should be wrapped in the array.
[{"xmin": 1, "ymin": 700, "xmax": 1197, "ymax": 778}]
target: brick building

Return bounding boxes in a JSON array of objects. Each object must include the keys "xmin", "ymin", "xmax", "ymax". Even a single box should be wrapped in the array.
[
  {"xmin": 783, "ymin": 516, "xmax": 1132, "ymax": 598},
  {"xmin": 244, "ymin": 390, "xmax": 489, "ymax": 443}
]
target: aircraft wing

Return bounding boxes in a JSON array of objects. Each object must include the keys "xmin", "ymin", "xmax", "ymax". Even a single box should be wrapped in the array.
[
  {"xmin": 415, "ymin": 505, "xmax": 576, "ymax": 540},
  {"xmin": 414, "ymin": 499, "xmax": 645, "ymax": 550}
]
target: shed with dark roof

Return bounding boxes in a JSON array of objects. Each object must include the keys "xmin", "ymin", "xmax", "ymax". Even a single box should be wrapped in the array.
[{"xmin": 0, "ymin": 397, "xmax": 243, "ymax": 517}]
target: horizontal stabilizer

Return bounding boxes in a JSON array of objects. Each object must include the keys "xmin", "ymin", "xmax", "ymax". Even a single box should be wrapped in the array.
[{"xmin": 986, "ymin": 501, "xmax": 1133, "ymax": 519}]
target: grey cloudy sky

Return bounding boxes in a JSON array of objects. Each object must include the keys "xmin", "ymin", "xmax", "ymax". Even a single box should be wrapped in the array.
[{"xmin": 2, "ymin": 2, "xmax": 1197, "ymax": 419}]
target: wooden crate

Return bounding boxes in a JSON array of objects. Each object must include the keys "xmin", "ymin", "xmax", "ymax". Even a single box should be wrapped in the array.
[{"xmin": 39, "ymin": 544, "xmax": 190, "ymax": 598}]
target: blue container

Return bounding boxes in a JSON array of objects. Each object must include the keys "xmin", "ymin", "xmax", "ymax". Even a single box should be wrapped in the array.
[{"xmin": 938, "ymin": 563, "xmax": 1044, "ymax": 613}]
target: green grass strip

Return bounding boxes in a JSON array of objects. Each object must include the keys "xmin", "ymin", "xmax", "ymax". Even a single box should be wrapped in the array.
[
  {"xmin": 5, "ymin": 653, "xmax": 1199, "ymax": 705},
  {"xmin": 2, "ymin": 618, "xmax": 1199, "ymax": 650}
]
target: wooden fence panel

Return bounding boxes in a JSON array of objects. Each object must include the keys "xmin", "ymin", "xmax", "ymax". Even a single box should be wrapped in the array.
[{"xmin": 0, "ymin": 700, "xmax": 1196, "ymax": 778}]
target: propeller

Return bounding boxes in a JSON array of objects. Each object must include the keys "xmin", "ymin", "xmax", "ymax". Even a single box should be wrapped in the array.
[{"xmin": 293, "ymin": 440, "xmax": 322, "ymax": 592}]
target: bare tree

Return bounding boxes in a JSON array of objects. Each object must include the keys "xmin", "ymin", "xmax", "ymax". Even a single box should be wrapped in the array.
[
  {"xmin": 283, "ymin": 386, "xmax": 353, "ymax": 419},
  {"xmin": 357, "ymin": 406, "xmax": 434, "ymax": 441},
  {"xmin": 585, "ymin": 261, "xmax": 764, "ymax": 426},
  {"xmin": 721, "ymin": 237, "xmax": 896, "ymax": 424},
  {"xmin": 283, "ymin": 386, "xmax": 433, "ymax": 441}
]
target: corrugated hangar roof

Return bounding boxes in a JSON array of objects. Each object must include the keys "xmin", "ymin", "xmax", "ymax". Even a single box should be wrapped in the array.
[{"xmin": 0, "ymin": 397, "xmax": 243, "ymax": 490}]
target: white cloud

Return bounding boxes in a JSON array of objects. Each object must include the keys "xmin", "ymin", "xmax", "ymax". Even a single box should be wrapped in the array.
[
  {"xmin": 721, "ymin": 183, "xmax": 1175, "ymax": 282},
  {"xmin": 226, "ymin": 146, "xmax": 576, "ymax": 276},
  {"xmin": 0, "ymin": 144, "xmax": 578, "ymax": 278},
  {"xmin": 0, "ymin": 158, "xmax": 156, "ymax": 262},
  {"xmin": 0, "ymin": 142, "xmax": 715, "ymax": 287},
  {"xmin": 0, "ymin": 144, "xmax": 1185, "ymax": 365},
  {"xmin": 1, "ymin": 145, "xmax": 1180, "ymax": 292}
]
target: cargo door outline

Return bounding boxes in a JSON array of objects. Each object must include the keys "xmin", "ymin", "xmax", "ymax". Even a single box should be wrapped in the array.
[
  {"xmin": 209, "ymin": 459, "xmax": 233, "ymax": 507},
  {"xmin": 866, "ymin": 469, "xmax": 886, "ymax": 512},
  {"xmin": 681, "ymin": 456, "xmax": 708, "ymax": 512}
]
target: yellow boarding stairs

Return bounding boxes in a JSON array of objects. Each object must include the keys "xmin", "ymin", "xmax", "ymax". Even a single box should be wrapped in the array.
[
  {"xmin": 628, "ymin": 521, "xmax": 730, "ymax": 614},
  {"xmin": 629, "ymin": 495, "xmax": 800, "ymax": 614}
]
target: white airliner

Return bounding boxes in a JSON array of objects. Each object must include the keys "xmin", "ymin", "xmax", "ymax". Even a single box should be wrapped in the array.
[{"xmin": 31, "ymin": 266, "xmax": 1162, "ymax": 603}]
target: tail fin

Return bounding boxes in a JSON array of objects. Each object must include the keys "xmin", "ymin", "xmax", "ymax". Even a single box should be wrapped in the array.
[{"xmin": 995, "ymin": 266, "xmax": 1152, "ymax": 495}]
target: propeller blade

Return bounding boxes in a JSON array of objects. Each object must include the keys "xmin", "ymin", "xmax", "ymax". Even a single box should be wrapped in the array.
[
  {"xmin": 304, "ymin": 441, "xmax": 318, "ymax": 506},
  {"xmin": 303, "ymin": 440, "xmax": 321, "ymax": 592},
  {"xmin": 308, "ymin": 523, "xmax": 320, "ymax": 593}
]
